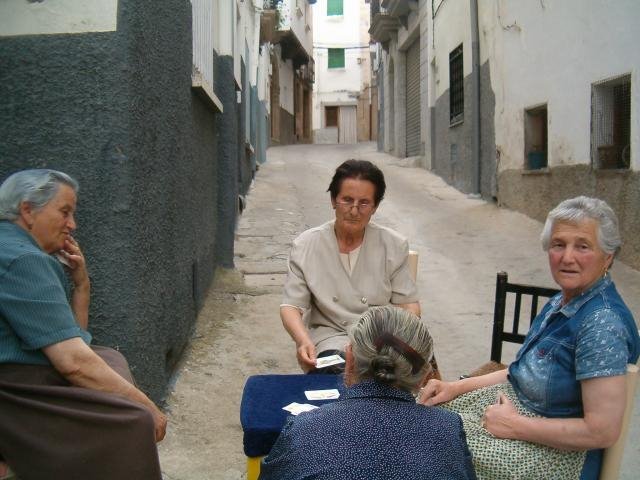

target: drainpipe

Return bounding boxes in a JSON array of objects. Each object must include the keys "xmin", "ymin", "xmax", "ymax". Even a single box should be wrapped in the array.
[{"xmin": 470, "ymin": 0, "xmax": 481, "ymax": 196}]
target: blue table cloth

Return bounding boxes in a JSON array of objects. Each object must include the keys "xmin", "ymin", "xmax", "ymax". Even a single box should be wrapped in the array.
[{"xmin": 240, "ymin": 374, "xmax": 344, "ymax": 457}]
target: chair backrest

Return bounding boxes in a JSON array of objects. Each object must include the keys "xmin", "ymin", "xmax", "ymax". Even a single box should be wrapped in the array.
[
  {"xmin": 491, "ymin": 271, "xmax": 559, "ymax": 363},
  {"xmin": 408, "ymin": 250, "xmax": 418, "ymax": 282},
  {"xmin": 599, "ymin": 363, "xmax": 639, "ymax": 480}
]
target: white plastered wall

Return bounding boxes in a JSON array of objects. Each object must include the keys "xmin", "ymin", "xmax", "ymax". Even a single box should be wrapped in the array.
[
  {"xmin": 481, "ymin": 0, "xmax": 640, "ymax": 172},
  {"xmin": 279, "ymin": 57, "xmax": 295, "ymax": 115},
  {"xmin": 428, "ymin": 0, "xmax": 471, "ymax": 102},
  {"xmin": 312, "ymin": 0, "xmax": 366, "ymax": 130},
  {"xmin": 0, "ymin": 0, "xmax": 117, "ymax": 35}
]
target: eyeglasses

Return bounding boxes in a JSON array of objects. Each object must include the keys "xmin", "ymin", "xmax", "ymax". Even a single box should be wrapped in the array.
[{"xmin": 335, "ymin": 200, "xmax": 374, "ymax": 213}]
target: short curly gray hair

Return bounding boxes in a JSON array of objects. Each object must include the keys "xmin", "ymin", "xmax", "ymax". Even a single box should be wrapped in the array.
[
  {"xmin": 348, "ymin": 306, "xmax": 433, "ymax": 393},
  {"xmin": 0, "ymin": 169, "xmax": 78, "ymax": 221},
  {"xmin": 540, "ymin": 196, "xmax": 621, "ymax": 257}
]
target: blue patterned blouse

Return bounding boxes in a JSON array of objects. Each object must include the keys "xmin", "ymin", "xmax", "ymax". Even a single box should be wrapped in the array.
[{"xmin": 259, "ymin": 379, "xmax": 477, "ymax": 480}]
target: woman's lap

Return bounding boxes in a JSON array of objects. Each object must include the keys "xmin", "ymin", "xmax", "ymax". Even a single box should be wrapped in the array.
[
  {"xmin": 442, "ymin": 383, "xmax": 585, "ymax": 480},
  {"xmin": 0, "ymin": 345, "xmax": 161, "ymax": 480}
]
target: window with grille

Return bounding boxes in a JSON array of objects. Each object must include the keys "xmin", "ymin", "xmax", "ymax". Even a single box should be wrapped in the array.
[
  {"xmin": 328, "ymin": 48, "xmax": 345, "ymax": 69},
  {"xmin": 524, "ymin": 105, "xmax": 548, "ymax": 170},
  {"xmin": 592, "ymin": 74, "xmax": 631, "ymax": 169},
  {"xmin": 327, "ymin": 0, "xmax": 343, "ymax": 16},
  {"xmin": 449, "ymin": 44, "xmax": 464, "ymax": 125},
  {"xmin": 325, "ymin": 106, "xmax": 338, "ymax": 127}
]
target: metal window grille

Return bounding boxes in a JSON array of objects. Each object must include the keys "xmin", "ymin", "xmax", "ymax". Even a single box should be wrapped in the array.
[
  {"xmin": 328, "ymin": 48, "xmax": 345, "ymax": 69},
  {"xmin": 449, "ymin": 44, "xmax": 464, "ymax": 124},
  {"xmin": 592, "ymin": 74, "xmax": 631, "ymax": 169},
  {"xmin": 327, "ymin": 0, "xmax": 343, "ymax": 16}
]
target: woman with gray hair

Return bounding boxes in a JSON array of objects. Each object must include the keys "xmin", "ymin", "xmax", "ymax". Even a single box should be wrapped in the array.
[
  {"xmin": 0, "ymin": 169, "xmax": 165, "ymax": 480},
  {"xmin": 418, "ymin": 196, "xmax": 639, "ymax": 480},
  {"xmin": 260, "ymin": 306, "xmax": 476, "ymax": 480}
]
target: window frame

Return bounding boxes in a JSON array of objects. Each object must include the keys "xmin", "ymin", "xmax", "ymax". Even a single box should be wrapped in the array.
[
  {"xmin": 449, "ymin": 44, "xmax": 464, "ymax": 125},
  {"xmin": 328, "ymin": 48, "xmax": 345, "ymax": 69},
  {"xmin": 591, "ymin": 73, "xmax": 631, "ymax": 170},
  {"xmin": 325, "ymin": 106, "xmax": 339, "ymax": 127},
  {"xmin": 327, "ymin": 0, "xmax": 344, "ymax": 17}
]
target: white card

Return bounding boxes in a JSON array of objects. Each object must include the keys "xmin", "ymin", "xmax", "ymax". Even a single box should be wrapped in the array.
[
  {"xmin": 304, "ymin": 389, "xmax": 340, "ymax": 401},
  {"xmin": 282, "ymin": 402, "xmax": 319, "ymax": 415},
  {"xmin": 315, "ymin": 354, "xmax": 345, "ymax": 368}
]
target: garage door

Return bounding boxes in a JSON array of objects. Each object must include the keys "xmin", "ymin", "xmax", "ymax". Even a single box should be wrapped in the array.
[{"xmin": 339, "ymin": 105, "xmax": 357, "ymax": 144}]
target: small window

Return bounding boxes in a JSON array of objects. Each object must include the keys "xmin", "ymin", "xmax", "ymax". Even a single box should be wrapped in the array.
[
  {"xmin": 524, "ymin": 105, "xmax": 548, "ymax": 170},
  {"xmin": 592, "ymin": 74, "xmax": 631, "ymax": 169},
  {"xmin": 327, "ymin": 0, "xmax": 343, "ymax": 16},
  {"xmin": 449, "ymin": 44, "xmax": 464, "ymax": 125},
  {"xmin": 328, "ymin": 48, "xmax": 345, "ymax": 69},
  {"xmin": 325, "ymin": 106, "xmax": 338, "ymax": 127}
]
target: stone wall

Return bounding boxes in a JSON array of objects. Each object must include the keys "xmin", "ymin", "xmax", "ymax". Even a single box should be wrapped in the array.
[{"xmin": 0, "ymin": 0, "xmax": 227, "ymax": 402}]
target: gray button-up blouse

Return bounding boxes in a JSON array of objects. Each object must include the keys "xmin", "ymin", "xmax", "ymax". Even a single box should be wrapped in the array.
[{"xmin": 282, "ymin": 220, "xmax": 419, "ymax": 353}]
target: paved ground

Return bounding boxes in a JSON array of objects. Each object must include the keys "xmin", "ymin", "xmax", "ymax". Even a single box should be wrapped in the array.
[{"xmin": 158, "ymin": 142, "xmax": 640, "ymax": 479}]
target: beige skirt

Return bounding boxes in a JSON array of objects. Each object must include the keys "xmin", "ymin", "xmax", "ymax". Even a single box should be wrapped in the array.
[{"xmin": 442, "ymin": 383, "xmax": 585, "ymax": 480}]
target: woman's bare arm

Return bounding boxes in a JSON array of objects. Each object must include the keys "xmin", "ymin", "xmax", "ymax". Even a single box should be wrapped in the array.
[
  {"xmin": 43, "ymin": 338, "xmax": 167, "ymax": 442},
  {"xmin": 484, "ymin": 375, "xmax": 626, "ymax": 450},
  {"xmin": 280, "ymin": 305, "xmax": 316, "ymax": 372}
]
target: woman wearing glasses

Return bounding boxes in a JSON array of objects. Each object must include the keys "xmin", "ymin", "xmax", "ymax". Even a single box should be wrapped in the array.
[{"xmin": 280, "ymin": 160, "xmax": 421, "ymax": 372}]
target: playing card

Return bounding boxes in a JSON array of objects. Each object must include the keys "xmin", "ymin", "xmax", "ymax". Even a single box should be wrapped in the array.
[
  {"xmin": 304, "ymin": 389, "xmax": 340, "ymax": 400},
  {"xmin": 315, "ymin": 354, "xmax": 345, "ymax": 369},
  {"xmin": 282, "ymin": 402, "xmax": 319, "ymax": 415}
]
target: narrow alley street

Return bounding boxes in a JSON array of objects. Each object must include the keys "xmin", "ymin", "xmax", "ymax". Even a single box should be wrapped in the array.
[{"xmin": 158, "ymin": 142, "xmax": 640, "ymax": 480}]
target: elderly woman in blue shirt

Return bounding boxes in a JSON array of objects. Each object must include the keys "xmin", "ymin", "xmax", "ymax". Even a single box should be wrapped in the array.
[
  {"xmin": 260, "ymin": 305, "xmax": 476, "ymax": 480},
  {"xmin": 418, "ymin": 196, "xmax": 640, "ymax": 480},
  {"xmin": 0, "ymin": 169, "xmax": 165, "ymax": 479}
]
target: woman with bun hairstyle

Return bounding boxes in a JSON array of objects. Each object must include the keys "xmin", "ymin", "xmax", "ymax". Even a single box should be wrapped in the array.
[{"xmin": 260, "ymin": 306, "xmax": 476, "ymax": 480}]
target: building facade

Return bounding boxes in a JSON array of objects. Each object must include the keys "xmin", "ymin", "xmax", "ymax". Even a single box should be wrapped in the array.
[
  {"xmin": 268, "ymin": 0, "xmax": 315, "ymax": 145},
  {"xmin": 0, "ymin": 0, "xmax": 281, "ymax": 400},
  {"xmin": 370, "ymin": 0, "xmax": 640, "ymax": 269},
  {"xmin": 312, "ymin": 0, "xmax": 375, "ymax": 144}
]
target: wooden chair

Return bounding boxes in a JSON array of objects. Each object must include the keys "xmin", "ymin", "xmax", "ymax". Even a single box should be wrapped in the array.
[
  {"xmin": 490, "ymin": 271, "xmax": 558, "ymax": 364},
  {"xmin": 489, "ymin": 271, "xmax": 639, "ymax": 479},
  {"xmin": 599, "ymin": 363, "xmax": 639, "ymax": 480}
]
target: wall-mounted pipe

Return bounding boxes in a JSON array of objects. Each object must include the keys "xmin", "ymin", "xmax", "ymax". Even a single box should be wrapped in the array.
[{"xmin": 470, "ymin": 0, "xmax": 481, "ymax": 195}]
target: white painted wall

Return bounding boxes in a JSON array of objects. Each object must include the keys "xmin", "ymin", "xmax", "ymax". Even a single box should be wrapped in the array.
[
  {"xmin": 257, "ymin": 44, "xmax": 271, "ymax": 107},
  {"xmin": 0, "ymin": 0, "xmax": 117, "ymax": 36},
  {"xmin": 236, "ymin": 0, "xmax": 262, "ymax": 87},
  {"xmin": 277, "ymin": 0, "xmax": 313, "ymax": 57},
  {"xmin": 312, "ymin": 0, "xmax": 369, "ymax": 129},
  {"xmin": 478, "ymin": 0, "xmax": 639, "ymax": 171},
  {"xmin": 428, "ymin": 0, "xmax": 471, "ymax": 101},
  {"xmin": 279, "ymin": 57, "xmax": 295, "ymax": 115}
]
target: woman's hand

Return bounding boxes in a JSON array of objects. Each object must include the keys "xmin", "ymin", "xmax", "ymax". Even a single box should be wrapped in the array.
[
  {"xmin": 61, "ymin": 236, "xmax": 90, "ymax": 288},
  {"xmin": 150, "ymin": 405, "xmax": 168, "ymax": 442},
  {"xmin": 296, "ymin": 341, "xmax": 317, "ymax": 372},
  {"xmin": 482, "ymin": 393, "xmax": 520, "ymax": 438},
  {"xmin": 61, "ymin": 236, "xmax": 91, "ymax": 329},
  {"xmin": 418, "ymin": 370, "xmax": 509, "ymax": 406},
  {"xmin": 417, "ymin": 379, "xmax": 458, "ymax": 406}
]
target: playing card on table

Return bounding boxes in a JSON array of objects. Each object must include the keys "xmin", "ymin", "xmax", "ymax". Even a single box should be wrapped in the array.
[
  {"xmin": 282, "ymin": 402, "xmax": 319, "ymax": 416},
  {"xmin": 315, "ymin": 354, "xmax": 345, "ymax": 369},
  {"xmin": 304, "ymin": 389, "xmax": 340, "ymax": 401}
]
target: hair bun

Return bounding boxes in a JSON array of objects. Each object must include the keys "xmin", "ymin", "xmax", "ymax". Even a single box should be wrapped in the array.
[{"xmin": 371, "ymin": 355, "xmax": 396, "ymax": 384}]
